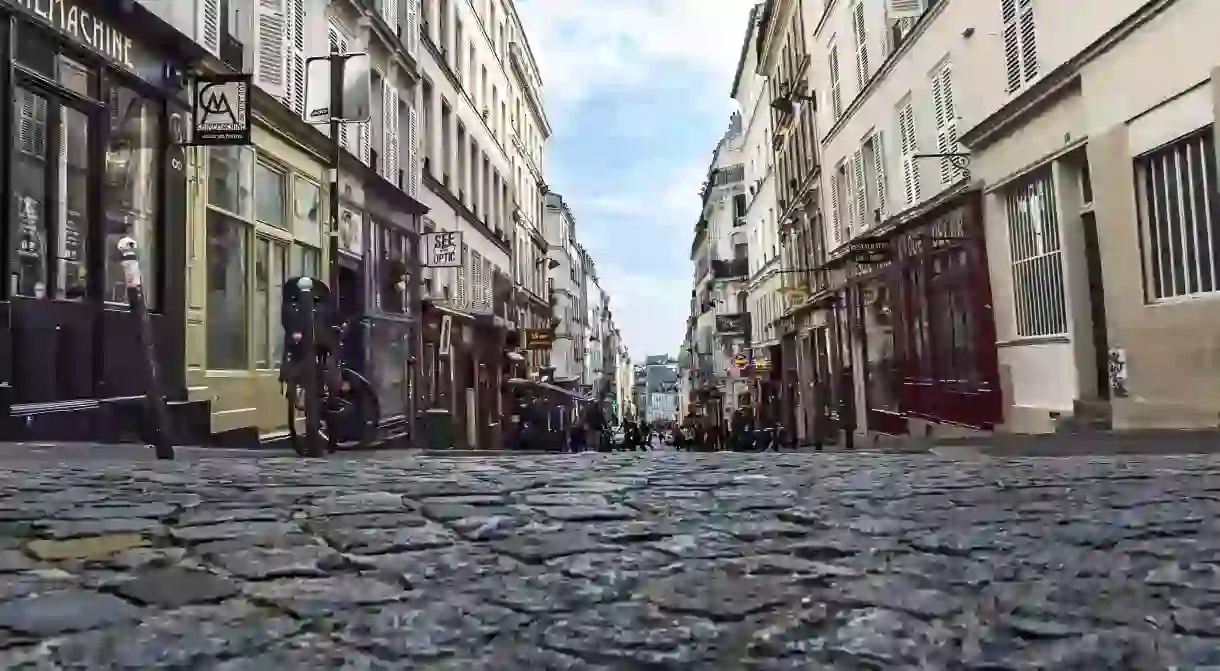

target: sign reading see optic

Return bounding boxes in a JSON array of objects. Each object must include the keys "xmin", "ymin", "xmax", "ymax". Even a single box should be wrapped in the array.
[{"xmin": 423, "ymin": 231, "xmax": 462, "ymax": 268}]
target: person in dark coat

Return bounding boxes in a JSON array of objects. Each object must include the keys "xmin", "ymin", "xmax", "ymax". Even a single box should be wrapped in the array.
[{"xmin": 583, "ymin": 400, "xmax": 607, "ymax": 452}]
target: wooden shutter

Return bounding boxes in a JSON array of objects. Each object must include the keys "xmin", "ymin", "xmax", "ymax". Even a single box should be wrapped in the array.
[
  {"xmin": 472, "ymin": 250, "xmax": 483, "ymax": 309},
  {"xmin": 898, "ymin": 100, "xmax": 920, "ymax": 205},
  {"xmin": 284, "ymin": 0, "xmax": 306, "ymax": 117},
  {"xmin": 360, "ymin": 121, "xmax": 371, "ymax": 165},
  {"xmin": 830, "ymin": 170, "xmax": 843, "ymax": 246},
  {"xmin": 872, "ymin": 131, "xmax": 887, "ymax": 221},
  {"xmin": 407, "ymin": 104, "xmax": 420, "ymax": 199},
  {"xmin": 852, "ymin": 149, "xmax": 866, "ymax": 233},
  {"xmin": 254, "ymin": 0, "xmax": 287, "ymax": 98},
  {"xmin": 383, "ymin": 80, "xmax": 399, "ymax": 183},
  {"xmin": 18, "ymin": 90, "xmax": 46, "ymax": 156},
  {"xmin": 933, "ymin": 63, "xmax": 958, "ymax": 184},
  {"xmin": 404, "ymin": 0, "xmax": 420, "ymax": 59},
  {"xmin": 328, "ymin": 22, "xmax": 351, "ymax": 149},
  {"xmin": 197, "ymin": 0, "xmax": 221, "ymax": 55},
  {"xmin": 852, "ymin": 3, "xmax": 869, "ymax": 89},
  {"xmin": 828, "ymin": 45, "xmax": 842, "ymax": 119}
]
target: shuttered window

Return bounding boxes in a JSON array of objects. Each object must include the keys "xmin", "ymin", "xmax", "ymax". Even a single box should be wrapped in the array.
[
  {"xmin": 254, "ymin": 0, "xmax": 287, "ymax": 98},
  {"xmin": 285, "ymin": 0, "xmax": 306, "ymax": 117},
  {"xmin": 1001, "ymin": 0, "xmax": 1037, "ymax": 93},
  {"xmin": 931, "ymin": 61, "xmax": 959, "ymax": 186},
  {"xmin": 383, "ymin": 80, "xmax": 400, "ymax": 184},
  {"xmin": 897, "ymin": 97, "xmax": 921, "ymax": 206},
  {"xmin": 197, "ymin": 0, "xmax": 221, "ymax": 54},
  {"xmin": 851, "ymin": 3, "xmax": 869, "ymax": 91},
  {"xmin": 829, "ymin": 43, "xmax": 843, "ymax": 120}
]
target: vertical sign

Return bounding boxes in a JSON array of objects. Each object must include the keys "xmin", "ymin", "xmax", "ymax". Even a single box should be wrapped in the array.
[{"xmin": 438, "ymin": 314, "xmax": 452, "ymax": 357}]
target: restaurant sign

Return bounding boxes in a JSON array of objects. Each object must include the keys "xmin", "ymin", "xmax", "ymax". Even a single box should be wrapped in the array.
[
  {"xmin": 524, "ymin": 328, "xmax": 555, "ymax": 351},
  {"xmin": 192, "ymin": 74, "xmax": 252, "ymax": 146}
]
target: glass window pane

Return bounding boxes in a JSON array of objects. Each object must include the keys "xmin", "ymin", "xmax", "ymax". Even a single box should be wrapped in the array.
[
  {"xmin": 57, "ymin": 56, "xmax": 95, "ymax": 97},
  {"xmin": 208, "ymin": 146, "xmax": 252, "ymax": 217},
  {"xmin": 206, "ymin": 210, "xmax": 248, "ymax": 369},
  {"xmin": 14, "ymin": 27, "xmax": 54, "ymax": 78},
  {"xmin": 12, "ymin": 88, "xmax": 49, "ymax": 299},
  {"xmin": 295, "ymin": 244, "xmax": 320, "ymax": 279},
  {"xmin": 56, "ymin": 106, "xmax": 89, "ymax": 300},
  {"xmin": 104, "ymin": 87, "xmax": 161, "ymax": 307},
  {"xmin": 254, "ymin": 237, "xmax": 270, "ymax": 368},
  {"xmin": 255, "ymin": 162, "xmax": 286, "ymax": 228},
  {"xmin": 293, "ymin": 177, "xmax": 321, "ymax": 245},
  {"xmin": 272, "ymin": 243, "xmax": 288, "ymax": 365}
]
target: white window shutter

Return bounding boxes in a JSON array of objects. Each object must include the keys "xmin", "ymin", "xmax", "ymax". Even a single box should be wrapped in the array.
[
  {"xmin": 197, "ymin": 0, "xmax": 221, "ymax": 55},
  {"xmin": 254, "ymin": 0, "xmax": 288, "ymax": 99},
  {"xmin": 898, "ymin": 101, "xmax": 920, "ymax": 205},
  {"xmin": 285, "ymin": 0, "xmax": 306, "ymax": 117},
  {"xmin": 828, "ymin": 45, "xmax": 842, "ymax": 119},
  {"xmin": 404, "ymin": 0, "xmax": 420, "ymax": 58},
  {"xmin": 384, "ymin": 82, "xmax": 400, "ymax": 184},
  {"xmin": 886, "ymin": 0, "xmax": 925, "ymax": 20},
  {"xmin": 830, "ymin": 172, "xmax": 843, "ymax": 246},
  {"xmin": 844, "ymin": 165, "xmax": 857, "ymax": 239},
  {"xmin": 852, "ymin": 3, "xmax": 869, "ymax": 89},
  {"xmin": 852, "ymin": 149, "xmax": 866, "ymax": 230},
  {"xmin": 360, "ymin": 122, "xmax": 371, "ymax": 165},
  {"xmin": 407, "ymin": 104, "xmax": 420, "ymax": 199},
  {"xmin": 873, "ymin": 132, "xmax": 887, "ymax": 221}
]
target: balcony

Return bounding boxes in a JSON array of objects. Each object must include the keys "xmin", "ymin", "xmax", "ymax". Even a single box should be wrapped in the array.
[{"xmin": 711, "ymin": 258, "xmax": 749, "ymax": 280}]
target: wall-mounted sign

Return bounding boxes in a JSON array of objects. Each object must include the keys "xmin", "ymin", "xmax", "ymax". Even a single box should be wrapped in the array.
[
  {"xmin": 525, "ymin": 328, "xmax": 555, "ymax": 350},
  {"xmin": 423, "ymin": 231, "xmax": 462, "ymax": 268},
  {"xmin": 438, "ymin": 314, "xmax": 452, "ymax": 357},
  {"xmin": 732, "ymin": 352, "xmax": 750, "ymax": 369},
  {"xmin": 192, "ymin": 74, "xmax": 252, "ymax": 146}
]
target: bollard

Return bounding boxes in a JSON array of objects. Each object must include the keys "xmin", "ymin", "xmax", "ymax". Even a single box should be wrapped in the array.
[
  {"xmin": 118, "ymin": 237, "xmax": 174, "ymax": 460},
  {"xmin": 294, "ymin": 277, "xmax": 326, "ymax": 457}
]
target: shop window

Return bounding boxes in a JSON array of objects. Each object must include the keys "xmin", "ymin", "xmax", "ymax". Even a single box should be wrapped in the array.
[
  {"xmin": 208, "ymin": 146, "xmax": 253, "ymax": 217},
  {"xmin": 104, "ymin": 87, "xmax": 161, "ymax": 307},
  {"xmin": 56, "ymin": 106, "xmax": 89, "ymax": 301},
  {"xmin": 295, "ymin": 244, "xmax": 320, "ymax": 279},
  {"xmin": 206, "ymin": 210, "xmax": 249, "ymax": 370},
  {"xmin": 253, "ymin": 237, "xmax": 289, "ymax": 369},
  {"xmin": 375, "ymin": 225, "xmax": 409, "ymax": 315},
  {"xmin": 292, "ymin": 176, "xmax": 322, "ymax": 247},
  {"xmin": 255, "ymin": 162, "xmax": 287, "ymax": 229},
  {"xmin": 12, "ymin": 89, "xmax": 49, "ymax": 298}
]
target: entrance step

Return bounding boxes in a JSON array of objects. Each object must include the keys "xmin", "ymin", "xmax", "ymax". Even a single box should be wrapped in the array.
[
  {"xmin": 1053, "ymin": 399, "xmax": 1114, "ymax": 434},
  {"xmin": 7, "ymin": 397, "xmax": 211, "ymax": 445}
]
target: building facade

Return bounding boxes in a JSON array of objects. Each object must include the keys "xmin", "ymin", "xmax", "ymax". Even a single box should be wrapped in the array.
[
  {"xmin": 541, "ymin": 192, "xmax": 582, "ymax": 384},
  {"xmin": 686, "ymin": 114, "xmax": 751, "ymax": 428}
]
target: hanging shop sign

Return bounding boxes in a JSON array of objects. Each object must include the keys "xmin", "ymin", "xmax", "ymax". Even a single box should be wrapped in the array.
[
  {"xmin": 524, "ymin": 328, "xmax": 555, "ymax": 350},
  {"xmin": 731, "ymin": 352, "xmax": 750, "ymax": 369},
  {"xmin": 191, "ymin": 74, "xmax": 252, "ymax": 146},
  {"xmin": 422, "ymin": 231, "xmax": 462, "ymax": 268}
]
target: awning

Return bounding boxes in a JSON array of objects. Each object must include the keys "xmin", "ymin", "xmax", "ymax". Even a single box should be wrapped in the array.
[{"xmin": 507, "ymin": 377, "xmax": 593, "ymax": 402}]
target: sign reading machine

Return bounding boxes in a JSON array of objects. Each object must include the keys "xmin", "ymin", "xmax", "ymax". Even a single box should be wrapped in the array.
[
  {"xmin": 192, "ymin": 74, "xmax": 252, "ymax": 146},
  {"xmin": 423, "ymin": 231, "xmax": 462, "ymax": 268}
]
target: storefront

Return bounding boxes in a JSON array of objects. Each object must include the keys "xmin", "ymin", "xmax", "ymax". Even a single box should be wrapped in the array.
[
  {"xmin": 848, "ymin": 188, "xmax": 1002, "ymax": 434},
  {"xmin": 0, "ymin": 0, "xmax": 197, "ymax": 441},
  {"xmin": 191, "ymin": 107, "xmax": 328, "ymax": 444},
  {"xmin": 364, "ymin": 178, "xmax": 425, "ymax": 442}
]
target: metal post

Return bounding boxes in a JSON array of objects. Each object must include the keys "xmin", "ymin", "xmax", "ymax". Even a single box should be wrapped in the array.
[
  {"xmin": 118, "ymin": 237, "xmax": 174, "ymax": 460},
  {"xmin": 295, "ymin": 277, "xmax": 325, "ymax": 457},
  {"xmin": 328, "ymin": 52, "xmax": 344, "ymax": 299}
]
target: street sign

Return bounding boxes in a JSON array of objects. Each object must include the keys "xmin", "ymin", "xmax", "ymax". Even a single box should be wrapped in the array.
[
  {"xmin": 304, "ymin": 53, "xmax": 371, "ymax": 123},
  {"xmin": 423, "ymin": 231, "xmax": 463, "ymax": 267},
  {"xmin": 191, "ymin": 74, "xmax": 251, "ymax": 145},
  {"xmin": 732, "ymin": 353, "xmax": 750, "ymax": 369}
]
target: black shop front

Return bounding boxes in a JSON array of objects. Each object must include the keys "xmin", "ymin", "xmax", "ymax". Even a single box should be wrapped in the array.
[{"xmin": 0, "ymin": 0, "xmax": 203, "ymax": 441}]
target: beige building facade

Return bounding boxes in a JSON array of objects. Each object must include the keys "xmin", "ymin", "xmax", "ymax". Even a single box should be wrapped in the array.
[{"xmin": 960, "ymin": 0, "xmax": 1220, "ymax": 431}]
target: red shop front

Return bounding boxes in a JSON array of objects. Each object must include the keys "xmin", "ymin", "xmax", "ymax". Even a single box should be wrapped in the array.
[{"xmin": 852, "ymin": 187, "xmax": 1002, "ymax": 433}]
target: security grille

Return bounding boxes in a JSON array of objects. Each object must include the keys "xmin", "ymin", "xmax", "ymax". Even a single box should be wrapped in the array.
[{"xmin": 1005, "ymin": 168, "xmax": 1066, "ymax": 336}]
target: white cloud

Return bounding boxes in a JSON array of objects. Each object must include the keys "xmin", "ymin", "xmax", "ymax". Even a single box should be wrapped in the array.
[
  {"xmin": 596, "ymin": 264, "xmax": 690, "ymax": 358},
  {"xmin": 518, "ymin": 0, "xmax": 756, "ymax": 118}
]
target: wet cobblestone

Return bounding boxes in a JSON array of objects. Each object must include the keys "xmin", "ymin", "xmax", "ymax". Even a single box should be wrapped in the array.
[{"xmin": 0, "ymin": 451, "xmax": 1214, "ymax": 667}]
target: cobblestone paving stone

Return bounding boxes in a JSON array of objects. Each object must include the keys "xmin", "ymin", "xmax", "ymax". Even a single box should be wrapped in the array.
[{"xmin": 0, "ymin": 452, "xmax": 1215, "ymax": 668}]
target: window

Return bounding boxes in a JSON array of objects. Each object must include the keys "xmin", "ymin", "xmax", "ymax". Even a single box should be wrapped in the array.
[
  {"xmin": 1001, "ymin": 0, "xmax": 1037, "ymax": 93},
  {"xmin": 12, "ymin": 88, "xmax": 49, "ymax": 298},
  {"xmin": 375, "ymin": 225, "xmax": 410, "ymax": 314},
  {"xmin": 931, "ymin": 61, "xmax": 958, "ymax": 186},
  {"xmin": 897, "ymin": 97, "xmax": 921, "ymax": 206},
  {"xmin": 862, "ymin": 131, "xmax": 887, "ymax": 224},
  {"xmin": 104, "ymin": 87, "xmax": 162, "ymax": 307},
  {"xmin": 208, "ymin": 146, "xmax": 253, "ymax": 217},
  {"xmin": 828, "ymin": 43, "xmax": 843, "ymax": 120},
  {"xmin": 1137, "ymin": 129, "xmax": 1220, "ymax": 301},
  {"xmin": 206, "ymin": 210, "xmax": 249, "ymax": 369},
  {"xmin": 1006, "ymin": 168, "xmax": 1066, "ymax": 336},
  {"xmin": 295, "ymin": 244, "xmax": 320, "ymax": 278},
  {"xmin": 255, "ymin": 162, "xmax": 287, "ymax": 228},
  {"xmin": 292, "ymin": 176, "xmax": 322, "ymax": 246},
  {"xmin": 253, "ymin": 237, "xmax": 289, "ymax": 369},
  {"xmin": 831, "ymin": 160, "xmax": 848, "ymax": 246}
]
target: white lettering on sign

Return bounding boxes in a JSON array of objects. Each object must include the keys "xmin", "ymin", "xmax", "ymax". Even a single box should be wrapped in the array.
[
  {"xmin": 8, "ymin": 0, "xmax": 135, "ymax": 69},
  {"xmin": 423, "ymin": 230, "xmax": 463, "ymax": 268}
]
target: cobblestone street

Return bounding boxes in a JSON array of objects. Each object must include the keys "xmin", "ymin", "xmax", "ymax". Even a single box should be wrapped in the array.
[{"xmin": 0, "ymin": 450, "xmax": 1215, "ymax": 668}]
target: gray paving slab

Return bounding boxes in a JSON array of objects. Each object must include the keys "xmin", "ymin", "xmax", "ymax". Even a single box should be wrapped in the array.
[{"xmin": 0, "ymin": 450, "xmax": 1212, "ymax": 667}]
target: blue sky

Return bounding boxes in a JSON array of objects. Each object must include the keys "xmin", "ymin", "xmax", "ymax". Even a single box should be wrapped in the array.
[{"xmin": 517, "ymin": 0, "xmax": 757, "ymax": 360}]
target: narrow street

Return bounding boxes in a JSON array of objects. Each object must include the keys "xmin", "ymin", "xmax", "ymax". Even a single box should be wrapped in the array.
[{"xmin": 0, "ymin": 450, "xmax": 1214, "ymax": 668}]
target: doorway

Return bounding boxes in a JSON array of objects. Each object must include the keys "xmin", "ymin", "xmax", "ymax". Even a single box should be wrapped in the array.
[{"xmin": 1081, "ymin": 211, "xmax": 1111, "ymax": 400}]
